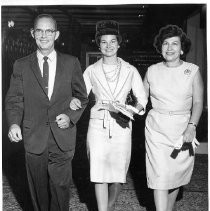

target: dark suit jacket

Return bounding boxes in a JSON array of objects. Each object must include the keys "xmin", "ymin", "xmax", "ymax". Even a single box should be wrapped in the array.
[{"xmin": 5, "ymin": 51, "xmax": 88, "ymax": 154}]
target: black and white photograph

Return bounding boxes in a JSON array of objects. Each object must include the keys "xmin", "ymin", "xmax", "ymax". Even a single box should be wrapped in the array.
[{"xmin": 1, "ymin": 1, "xmax": 208, "ymax": 211}]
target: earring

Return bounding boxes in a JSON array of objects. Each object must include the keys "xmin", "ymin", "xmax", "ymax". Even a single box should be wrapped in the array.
[{"xmin": 181, "ymin": 50, "xmax": 183, "ymax": 55}]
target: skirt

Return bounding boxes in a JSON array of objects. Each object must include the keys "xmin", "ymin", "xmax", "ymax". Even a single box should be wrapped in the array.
[
  {"xmin": 87, "ymin": 118, "xmax": 132, "ymax": 183},
  {"xmin": 145, "ymin": 109, "xmax": 195, "ymax": 190}
]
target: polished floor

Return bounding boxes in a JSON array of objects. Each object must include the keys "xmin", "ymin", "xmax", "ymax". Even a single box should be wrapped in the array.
[{"xmin": 3, "ymin": 149, "xmax": 208, "ymax": 211}]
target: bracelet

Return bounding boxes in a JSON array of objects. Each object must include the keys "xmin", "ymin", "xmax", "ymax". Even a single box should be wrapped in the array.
[{"xmin": 188, "ymin": 122, "xmax": 197, "ymax": 128}]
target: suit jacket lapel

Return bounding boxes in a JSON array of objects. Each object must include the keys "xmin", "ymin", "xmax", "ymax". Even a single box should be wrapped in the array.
[
  {"xmin": 93, "ymin": 59, "xmax": 114, "ymax": 100},
  {"xmin": 30, "ymin": 52, "xmax": 48, "ymax": 97},
  {"xmin": 114, "ymin": 59, "xmax": 131, "ymax": 99}
]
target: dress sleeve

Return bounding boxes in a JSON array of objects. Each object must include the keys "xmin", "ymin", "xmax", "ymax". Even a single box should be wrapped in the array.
[
  {"xmin": 131, "ymin": 67, "xmax": 148, "ymax": 115},
  {"xmin": 83, "ymin": 66, "xmax": 93, "ymax": 96}
]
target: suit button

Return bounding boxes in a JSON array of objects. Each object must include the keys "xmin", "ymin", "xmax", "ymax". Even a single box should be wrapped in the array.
[{"xmin": 46, "ymin": 122, "xmax": 49, "ymax": 126}]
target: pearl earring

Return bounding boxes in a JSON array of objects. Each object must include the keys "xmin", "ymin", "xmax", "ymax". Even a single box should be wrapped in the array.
[{"xmin": 181, "ymin": 50, "xmax": 183, "ymax": 55}]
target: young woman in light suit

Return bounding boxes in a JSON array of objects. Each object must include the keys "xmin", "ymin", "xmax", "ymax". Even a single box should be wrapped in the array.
[{"xmin": 70, "ymin": 20, "xmax": 147, "ymax": 211}]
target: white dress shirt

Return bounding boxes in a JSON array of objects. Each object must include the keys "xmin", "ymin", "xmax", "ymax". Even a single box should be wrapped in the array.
[{"xmin": 37, "ymin": 50, "xmax": 57, "ymax": 100}]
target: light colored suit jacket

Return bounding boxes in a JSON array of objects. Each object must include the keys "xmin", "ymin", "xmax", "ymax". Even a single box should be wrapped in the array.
[{"xmin": 83, "ymin": 57, "xmax": 147, "ymax": 120}]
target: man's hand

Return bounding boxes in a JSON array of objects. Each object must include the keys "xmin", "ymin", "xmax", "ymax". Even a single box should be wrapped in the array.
[
  {"xmin": 56, "ymin": 114, "xmax": 70, "ymax": 129},
  {"xmin": 8, "ymin": 124, "xmax": 22, "ymax": 142}
]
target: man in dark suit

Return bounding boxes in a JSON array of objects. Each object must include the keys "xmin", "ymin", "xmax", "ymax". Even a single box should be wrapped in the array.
[{"xmin": 5, "ymin": 14, "xmax": 88, "ymax": 211}]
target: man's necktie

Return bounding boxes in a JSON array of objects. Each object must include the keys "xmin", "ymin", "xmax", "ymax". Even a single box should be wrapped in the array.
[{"xmin": 43, "ymin": 56, "xmax": 49, "ymax": 95}]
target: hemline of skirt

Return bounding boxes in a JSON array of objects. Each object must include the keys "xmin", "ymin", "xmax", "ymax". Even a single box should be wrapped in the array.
[{"xmin": 147, "ymin": 180, "xmax": 190, "ymax": 190}]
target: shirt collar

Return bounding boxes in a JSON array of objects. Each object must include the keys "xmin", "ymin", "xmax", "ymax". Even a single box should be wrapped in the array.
[{"xmin": 37, "ymin": 50, "xmax": 56, "ymax": 62}]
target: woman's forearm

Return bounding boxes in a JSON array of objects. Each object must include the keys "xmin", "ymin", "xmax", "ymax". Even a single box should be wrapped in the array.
[{"xmin": 189, "ymin": 102, "xmax": 203, "ymax": 126}]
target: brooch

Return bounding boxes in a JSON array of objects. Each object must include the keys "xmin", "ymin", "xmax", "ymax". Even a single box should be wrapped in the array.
[{"xmin": 184, "ymin": 69, "xmax": 191, "ymax": 75}]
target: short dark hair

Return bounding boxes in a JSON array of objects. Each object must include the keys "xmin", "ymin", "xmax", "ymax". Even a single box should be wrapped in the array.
[
  {"xmin": 153, "ymin": 24, "xmax": 191, "ymax": 56},
  {"xmin": 95, "ymin": 20, "xmax": 122, "ymax": 46},
  {"xmin": 34, "ymin": 14, "xmax": 57, "ymax": 30}
]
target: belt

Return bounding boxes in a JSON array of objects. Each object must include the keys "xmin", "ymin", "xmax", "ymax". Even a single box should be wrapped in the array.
[
  {"xmin": 96, "ymin": 100, "xmax": 118, "ymax": 138},
  {"xmin": 103, "ymin": 109, "xmax": 114, "ymax": 138},
  {"xmin": 97, "ymin": 100, "xmax": 119, "ymax": 105},
  {"xmin": 153, "ymin": 108, "xmax": 191, "ymax": 115}
]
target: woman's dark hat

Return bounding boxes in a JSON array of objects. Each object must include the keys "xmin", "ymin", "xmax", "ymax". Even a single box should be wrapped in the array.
[{"xmin": 95, "ymin": 20, "xmax": 122, "ymax": 45}]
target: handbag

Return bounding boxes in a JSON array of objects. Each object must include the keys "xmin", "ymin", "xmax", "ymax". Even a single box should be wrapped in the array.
[
  {"xmin": 110, "ymin": 112, "xmax": 130, "ymax": 128},
  {"xmin": 126, "ymin": 89, "xmax": 137, "ymax": 107},
  {"xmin": 110, "ymin": 90, "xmax": 137, "ymax": 128}
]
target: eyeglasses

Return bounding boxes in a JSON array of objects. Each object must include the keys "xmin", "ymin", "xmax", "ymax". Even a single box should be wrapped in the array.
[{"xmin": 34, "ymin": 29, "xmax": 56, "ymax": 37}]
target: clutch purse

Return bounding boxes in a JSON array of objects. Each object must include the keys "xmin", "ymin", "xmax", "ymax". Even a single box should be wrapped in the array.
[
  {"xmin": 170, "ymin": 136, "xmax": 199, "ymax": 159},
  {"xmin": 109, "ymin": 90, "xmax": 138, "ymax": 128},
  {"xmin": 170, "ymin": 142, "xmax": 194, "ymax": 159},
  {"xmin": 126, "ymin": 89, "xmax": 137, "ymax": 107},
  {"xmin": 110, "ymin": 112, "xmax": 130, "ymax": 128}
]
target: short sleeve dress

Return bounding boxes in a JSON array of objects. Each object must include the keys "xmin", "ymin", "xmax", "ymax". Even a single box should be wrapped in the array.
[{"xmin": 145, "ymin": 61, "xmax": 199, "ymax": 190}]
